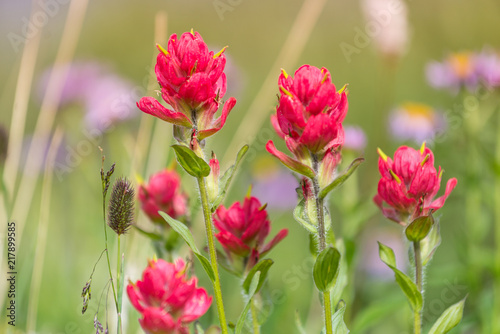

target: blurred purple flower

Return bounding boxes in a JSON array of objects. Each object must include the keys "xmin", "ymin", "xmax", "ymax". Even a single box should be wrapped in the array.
[
  {"xmin": 251, "ymin": 156, "xmax": 298, "ymax": 211},
  {"xmin": 37, "ymin": 61, "xmax": 138, "ymax": 131},
  {"xmin": 474, "ymin": 48, "xmax": 500, "ymax": 89},
  {"xmin": 425, "ymin": 52, "xmax": 478, "ymax": 93},
  {"xmin": 389, "ymin": 102, "xmax": 446, "ymax": 143},
  {"xmin": 343, "ymin": 125, "xmax": 367, "ymax": 152}
]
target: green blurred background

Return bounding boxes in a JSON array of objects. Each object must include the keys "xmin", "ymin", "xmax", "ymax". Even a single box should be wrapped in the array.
[{"xmin": 1, "ymin": 0, "xmax": 500, "ymax": 333}]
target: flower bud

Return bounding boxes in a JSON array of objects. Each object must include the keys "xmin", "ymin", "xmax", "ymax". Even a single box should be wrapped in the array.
[{"xmin": 206, "ymin": 153, "xmax": 220, "ymax": 204}]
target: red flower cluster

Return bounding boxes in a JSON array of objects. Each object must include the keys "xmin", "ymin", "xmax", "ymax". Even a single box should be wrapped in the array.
[
  {"xmin": 266, "ymin": 65, "xmax": 348, "ymax": 184},
  {"xmin": 374, "ymin": 144, "xmax": 457, "ymax": 225},
  {"xmin": 138, "ymin": 169, "xmax": 187, "ymax": 223},
  {"xmin": 137, "ymin": 31, "xmax": 236, "ymax": 141},
  {"xmin": 127, "ymin": 258, "xmax": 212, "ymax": 334},
  {"xmin": 213, "ymin": 196, "xmax": 288, "ymax": 269}
]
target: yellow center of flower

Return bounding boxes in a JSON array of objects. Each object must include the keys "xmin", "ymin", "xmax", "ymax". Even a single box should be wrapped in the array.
[
  {"xmin": 400, "ymin": 103, "xmax": 435, "ymax": 122},
  {"xmin": 449, "ymin": 52, "xmax": 473, "ymax": 79}
]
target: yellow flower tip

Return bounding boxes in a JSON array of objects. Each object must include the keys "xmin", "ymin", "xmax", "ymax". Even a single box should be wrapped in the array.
[
  {"xmin": 439, "ymin": 169, "xmax": 444, "ymax": 179},
  {"xmin": 135, "ymin": 173, "xmax": 144, "ymax": 185},
  {"xmin": 156, "ymin": 44, "xmax": 169, "ymax": 56},
  {"xmin": 420, "ymin": 141, "xmax": 426, "ymax": 154},
  {"xmin": 279, "ymin": 85, "xmax": 293, "ymax": 98},
  {"xmin": 148, "ymin": 257, "xmax": 157, "ymax": 268},
  {"xmin": 259, "ymin": 203, "xmax": 268, "ymax": 212},
  {"xmin": 190, "ymin": 28, "xmax": 194, "ymax": 35},
  {"xmin": 321, "ymin": 72, "xmax": 329, "ymax": 84},
  {"xmin": 420, "ymin": 154, "xmax": 430, "ymax": 167},
  {"xmin": 213, "ymin": 46, "xmax": 228, "ymax": 58},
  {"xmin": 281, "ymin": 68, "xmax": 289, "ymax": 79},
  {"xmin": 338, "ymin": 84, "xmax": 349, "ymax": 94},
  {"xmin": 389, "ymin": 170, "xmax": 402, "ymax": 184},
  {"xmin": 377, "ymin": 147, "xmax": 388, "ymax": 162},
  {"xmin": 246, "ymin": 184, "xmax": 253, "ymax": 199}
]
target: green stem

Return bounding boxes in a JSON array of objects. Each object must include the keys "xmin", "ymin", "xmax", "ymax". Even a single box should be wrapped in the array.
[
  {"xmin": 102, "ymin": 196, "xmax": 119, "ymax": 327},
  {"xmin": 117, "ymin": 235, "xmax": 122, "ymax": 334},
  {"xmin": 493, "ymin": 110, "xmax": 500, "ymax": 333},
  {"xmin": 250, "ymin": 297, "xmax": 260, "ymax": 334},
  {"xmin": 413, "ymin": 241, "xmax": 423, "ymax": 334},
  {"xmin": 197, "ymin": 176, "xmax": 228, "ymax": 334},
  {"xmin": 312, "ymin": 177, "xmax": 333, "ymax": 334}
]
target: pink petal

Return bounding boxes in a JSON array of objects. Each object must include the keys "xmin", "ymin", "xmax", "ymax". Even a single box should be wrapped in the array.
[
  {"xmin": 428, "ymin": 178, "xmax": 457, "ymax": 211},
  {"xmin": 139, "ymin": 307, "xmax": 180, "ymax": 334},
  {"xmin": 215, "ymin": 230, "xmax": 250, "ymax": 256},
  {"xmin": 270, "ymin": 114, "xmax": 286, "ymax": 139},
  {"xmin": 180, "ymin": 289, "xmax": 212, "ymax": 322},
  {"xmin": 197, "ymin": 97, "xmax": 236, "ymax": 140},
  {"xmin": 265, "ymin": 141, "xmax": 315, "ymax": 178},
  {"xmin": 260, "ymin": 229, "xmax": 288, "ymax": 255},
  {"xmin": 137, "ymin": 97, "xmax": 192, "ymax": 127}
]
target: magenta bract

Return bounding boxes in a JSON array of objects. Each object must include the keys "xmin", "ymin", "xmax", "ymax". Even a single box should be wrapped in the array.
[
  {"xmin": 213, "ymin": 196, "xmax": 288, "ymax": 269},
  {"xmin": 127, "ymin": 258, "xmax": 212, "ymax": 334},
  {"xmin": 137, "ymin": 31, "xmax": 236, "ymax": 141},
  {"xmin": 267, "ymin": 65, "xmax": 348, "ymax": 180},
  {"xmin": 138, "ymin": 169, "xmax": 187, "ymax": 223},
  {"xmin": 374, "ymin": 144, "xmax": 457, "ymax": 225}
]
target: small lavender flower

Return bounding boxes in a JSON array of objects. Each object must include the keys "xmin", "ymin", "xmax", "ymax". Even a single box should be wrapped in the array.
[
  {"xmin": 107, "ymin": 177, "xmax": 135, "ymax": 235},
  {"xmin": 343, "ymin": 125, "xmax": 367, "ymax": 152},
  {"xmin": 425, "ymin": 52, "xmax": 479, "ymax": 93},
  {"xmin": 474, "ymin": 48, "xmax": 500, "ymax": 89},
  {"xmin": 389, "ymin": 102, "xmax": 446, "ymax": 144}
]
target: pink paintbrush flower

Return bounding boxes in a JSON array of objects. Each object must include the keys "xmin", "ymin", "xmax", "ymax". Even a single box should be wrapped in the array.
[
  {"xmin": 374, "ymin": 143, "xmax": 457, "ymax": 225},
  {"xmin": 127, "ymin": 258, "xmax": 212, "ymax": 334},
  {"xmin": 266, "ymin": 64, "xmax": 348, "ymax": 187},
  {"xmin": 138, "ymin": 169, "xmax": 187, "ymax": 224},
  {"xmin": 137, "ymin": 31, "xmax": 236, "ymax": 141},
  {"xmin": 213, "ymin": 195, "xmax": 288, "ymax": 269}
]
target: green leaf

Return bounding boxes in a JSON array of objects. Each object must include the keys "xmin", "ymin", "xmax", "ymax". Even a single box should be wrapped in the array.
[
  {"xmin": 194, "ymin": 253, "xmax": 216, "ymax": 283},
  {"xmin": 428, "ymin": 298, "xmax": 466, "ymax": 334},
  {"xmin": 377, "ymin": 241, "xmax": 397, "ymax": 268},
  {"xmin": 330, "ymin": 239, "xmax": 348, "ymax": 306},
  {"xmin": 420, "ymin": 222, "xmax": 441, "ymax": 266},
  {"xmin": 293, "ymin": 200, "xmax": 317, "ymax": 234},
  {"xmin": 242, "ymin": 259, "xmax": 274, "ymax": 295},
  {"xmin": 331, "ymin": 301, "xmax": 350, "ymax": 334},
  {"xmin": 211, "ymin": 145, "xmax": 248, "ymax": 210},
  {"xmin": 171, "ymin": 145, "xmax": 211, "ymax": 177},
  {"xmin": 313, "ymin": 246, "xmax": 341, "ymax": 292},
  {"xmin": 319, "ymin": 157, "xmax": 364, "ymax": 199},
  {"xmin": 377, "ymin": 242, "xmax": 423, "ymax": 312},
  {"xmin": 405, "ymin": 214, "xmax": 434, "ymax": 242},
  {"xmin": 159, "ymin": 211, "xmax": 215, "ymax": 282},
  {"xmin": 235, "ymin": 272, "xmax": 261, "ymax": 334}
]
